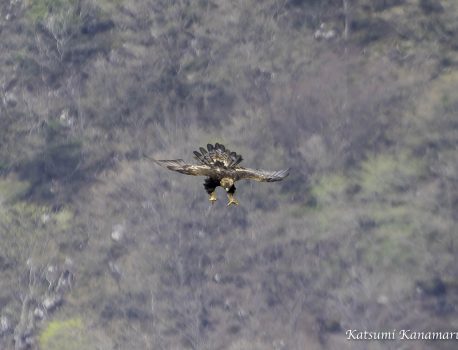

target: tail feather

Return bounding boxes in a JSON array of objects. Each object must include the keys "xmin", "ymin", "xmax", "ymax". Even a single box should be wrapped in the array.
[
  {"xmin": 232, "ymin": 154, "xmax": 243, "ymax": 166},
  {"xmin": 227, "ymin": 152, "xmax": 236, "ymax": 166},
  {"xmin": 192, "ymin": 143, "xmax": 244, "ymax": 168}
]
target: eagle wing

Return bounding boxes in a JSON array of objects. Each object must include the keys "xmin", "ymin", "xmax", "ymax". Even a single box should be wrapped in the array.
[
  {"xmin": 152, "ymin": 159, "xmax": 216, "ymax": 177},
  {"xmin": 235, "ymin": 167, "xmax": 289, "ymax": 182}
]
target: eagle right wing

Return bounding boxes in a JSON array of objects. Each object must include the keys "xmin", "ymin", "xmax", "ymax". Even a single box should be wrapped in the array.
[
  {"xmin": 151, "ymin": 159, "xmax": 216, "ymax": 177},
  {"xmin": 235, "ymin": 167, "xmax": 289, "ymax": 182}
]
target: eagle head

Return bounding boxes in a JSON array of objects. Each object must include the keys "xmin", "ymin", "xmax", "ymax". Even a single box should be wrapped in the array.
[{"xmin": 220, "ymin": 177, "xmax": 234, "ymax": 191}]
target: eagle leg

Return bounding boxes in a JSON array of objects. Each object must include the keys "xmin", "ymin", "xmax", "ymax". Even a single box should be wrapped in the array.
[
  {"xmin": 209, "ymin": 191, "xmax": 217, "ymax": 204},
  {"xmin": 227, "ymin": 193, "xmax": 239, "ymax": 206},
  {"xmin": 204, "ymin": 178, "xmax": 219, "ymax": 204}
]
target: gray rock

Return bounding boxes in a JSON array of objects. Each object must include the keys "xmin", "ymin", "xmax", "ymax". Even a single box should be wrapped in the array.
[
  {"xmin": 42, "ymin": 295, "xmax": 63, "ymax": 312},
  {"xmin": 33, "ymin": 308, "xmax": 45, "ymax": 320},
  {"xmin": 111, "ymin": 224, "xmax": 125, "ymax": 242},
  {"xmin": 0, "ymin": 315, "xmax": 10, "ymax": 334}
]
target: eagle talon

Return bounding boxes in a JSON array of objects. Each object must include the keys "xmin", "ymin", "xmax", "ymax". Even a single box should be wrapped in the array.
[
  {"xmin": 227, "ymin": 194, "xmax": 239, "ymax": 206},
  {"xmin": 209, "ymin": 192, "xmax": 217, "ymax": 204}
]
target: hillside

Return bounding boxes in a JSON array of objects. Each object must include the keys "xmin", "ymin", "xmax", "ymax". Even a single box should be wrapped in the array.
[{"xmin": 1, "ymin": 0, "xmax": 458, "ymax": 349}]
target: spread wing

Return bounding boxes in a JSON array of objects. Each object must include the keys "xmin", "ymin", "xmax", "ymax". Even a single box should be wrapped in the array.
[
  {"xmin": 235, "ymin": 167, "xmax": 289, "ymax": 182},
  {"xmin": 151, "ymin": 159, "xmax": 216, "ymax": 177}
]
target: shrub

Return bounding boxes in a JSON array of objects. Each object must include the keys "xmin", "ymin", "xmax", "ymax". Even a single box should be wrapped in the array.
[{"xmin": 39, "ymin": 318, "xmax": 94, "ymax": 350}]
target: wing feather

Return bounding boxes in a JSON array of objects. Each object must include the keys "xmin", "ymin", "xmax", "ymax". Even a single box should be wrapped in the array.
[
  {"xmin": 151, "ymin": 159, "xmax": 216, "ymax": 177},
  {"xmin": 235, "ymin": 167, "xmax": 289, "ymax": 182}
]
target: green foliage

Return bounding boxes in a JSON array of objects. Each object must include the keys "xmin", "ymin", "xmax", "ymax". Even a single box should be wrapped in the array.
[
  {"xmin": 0, "ymin": 195, "xmax": 75, "ymax": 282},
  {"xmin": 310, "ymin": 173, "xmax": 349, "ymax": 206},
  {"xmin": 0, "ymin": 178, "xmax": 31, "ymax": 203},
  {"xmin": 39, "ymin": 318, "xmax": 94, "ymax": 350},
  {"xmin": 96, "ymin": 0, "xmax": 124, "ymax": 12},
  {"xmin": 368, "ymin": 203, "xmax": 412, "ymax": 225},
  {"xmin": 27, "ymin": 0, "xmax": 74, "ymax": 23},
  {"xmin": 359, "ymin": 152, "xmax": 425, "ymax": 197},
  {"xmin": 0, "ymin": 202, "xmax": 47, "ymax": 268},
  {"xmin": 54, "ymin": 208, "xmax": 74, "ymax": 230},
  {"xmin": 363, "ymin": 234, "xmax": 415, "ymax": 273}
]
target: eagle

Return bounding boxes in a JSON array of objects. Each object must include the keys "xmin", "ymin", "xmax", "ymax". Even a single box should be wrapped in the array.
[{"xmin": 148, "ymin": 143, "xmax": 289, "ymax": 206}]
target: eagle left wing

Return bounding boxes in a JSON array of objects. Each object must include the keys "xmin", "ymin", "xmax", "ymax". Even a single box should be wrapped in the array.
[
  {"xmin": 235, "ymin": 167, "xmax": 289, "ymax": 182},
  {"xmin": 151, "ymin": 159, "xmax": 216, "ymax": 177}
]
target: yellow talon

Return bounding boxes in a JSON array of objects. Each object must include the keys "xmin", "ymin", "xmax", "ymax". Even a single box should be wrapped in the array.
[
  {"xmin": 209, "ymin": 192, "xmax": 217, "ymax": 204},
  {"xmin": 227, "ymin": 193, "xmax": 239, "ymax": 206}
]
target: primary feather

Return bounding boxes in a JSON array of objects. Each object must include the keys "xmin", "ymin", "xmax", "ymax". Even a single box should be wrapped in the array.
[
  {"xmin": 153, "ymin": 159, "xmax": 214, "ymax": 176},
  {"xmin": 234, "ymin": 167, "xmax": 289, "ymax": 182}
]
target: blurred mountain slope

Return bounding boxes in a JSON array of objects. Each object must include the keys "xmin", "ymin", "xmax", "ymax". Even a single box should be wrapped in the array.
[{"xmin": 1, "ymin": 0, "xmax": 458, "ymax": 349}]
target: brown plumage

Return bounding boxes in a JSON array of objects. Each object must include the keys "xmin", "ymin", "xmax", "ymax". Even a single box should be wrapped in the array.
[{"xmin": 146, "ymin": 143, "xmax": 289, "ymax": 206}]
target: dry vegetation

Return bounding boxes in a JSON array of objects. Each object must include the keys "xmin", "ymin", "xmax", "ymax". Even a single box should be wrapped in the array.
[{"xmin": 1, "ymin": 0, "xmax": 458, "ymax": 349}]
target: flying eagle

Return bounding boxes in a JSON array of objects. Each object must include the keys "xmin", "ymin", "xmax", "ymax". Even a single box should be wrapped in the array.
[{"xmin": 147, "ymin": 143, "xmax": 289, "ymax": 206}]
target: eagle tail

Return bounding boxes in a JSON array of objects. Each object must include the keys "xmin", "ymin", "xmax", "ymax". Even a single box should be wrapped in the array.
[
  {"xmin": 215, "ymin": 143, "xmax": 225, "ymax": 152},
  {"xmin": 230, "ymin": 154, "xmax": 243, "ymax": 167}
]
